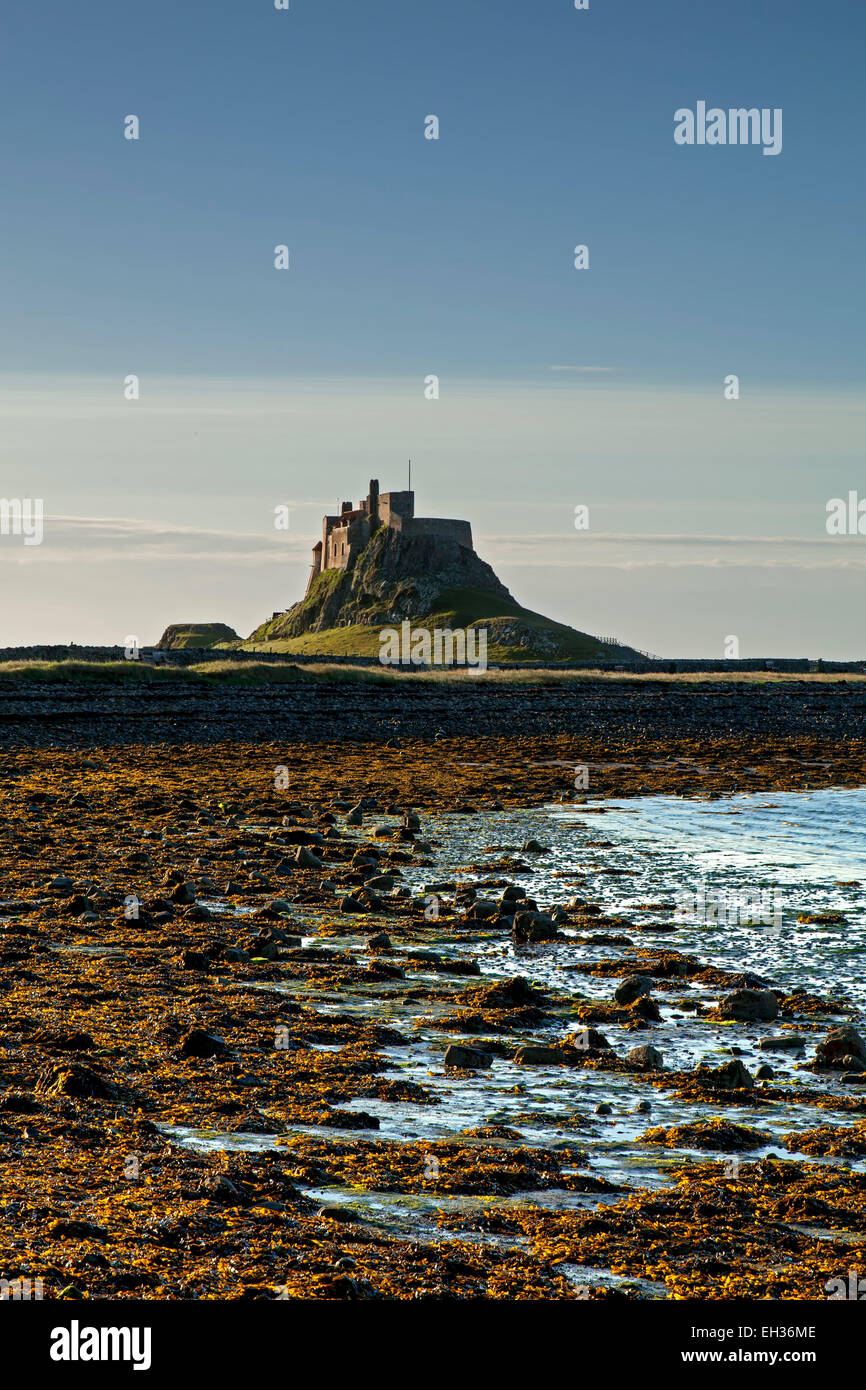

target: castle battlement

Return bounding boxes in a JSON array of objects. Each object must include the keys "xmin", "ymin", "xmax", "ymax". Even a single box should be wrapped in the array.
[{"xmin": 306, "ymin": 479, "xmax": 473, "ymax": 594}]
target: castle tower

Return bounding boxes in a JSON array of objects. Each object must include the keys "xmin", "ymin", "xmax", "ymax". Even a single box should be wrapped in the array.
[{"xmin": 310, "ymin": 477, "xmax": 473, "ymax": 589}]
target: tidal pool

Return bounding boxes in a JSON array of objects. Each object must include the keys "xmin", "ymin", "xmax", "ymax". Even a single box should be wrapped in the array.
[{"xmin": 164, "ymin": 787, "xmax": 866, "ymax": 1238}]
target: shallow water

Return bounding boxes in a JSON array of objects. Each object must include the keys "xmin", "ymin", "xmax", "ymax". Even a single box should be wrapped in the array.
[{"xmin": 165, "ymin": 788, "xmax": 866, "ymax": 1243}]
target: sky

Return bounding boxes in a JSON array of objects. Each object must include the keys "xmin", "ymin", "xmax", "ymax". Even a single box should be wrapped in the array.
[{"xmin": 1, "ymin": 0, "xmax": 864, "ymax": 656}]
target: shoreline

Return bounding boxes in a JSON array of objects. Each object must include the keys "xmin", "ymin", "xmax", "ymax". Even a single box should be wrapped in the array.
[{"xmin": 0, "ymin": 738, "xmax": 865, "ymax": 1300}]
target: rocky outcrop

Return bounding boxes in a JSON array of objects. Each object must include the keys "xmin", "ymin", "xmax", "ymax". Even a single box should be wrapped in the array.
[
  {"xmin": 254, "ymin": 527, "xmax": 513, "ymax": 640},
  {"xmin": 157, "ymin": 623, "xmax": 239, "ymax": 650},
  {"xmin": 247, "ymin": 523, "xmax": 643, "ymax": 661}
]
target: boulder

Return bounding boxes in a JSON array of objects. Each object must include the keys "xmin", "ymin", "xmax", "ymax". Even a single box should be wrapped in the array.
[
  {"xmin": 759, "ymin": 1035, "xmax": 806, "ymax": 1052},
  {"xmin": 443, "ymin": 1044, "xmax": 493, "ymax": 1070},
  {"xmin": 280, "ymin": 829, "xmax": 324, "ymax": 845},
  {"xmin": 630, "ymin": 995, "xmax": 662, "ymax": 1022},
  {"xmin": 250, "ymin": 940, "xmax": 280, "ymax": 960},
  {"xmin": 716, "ymin": 989, "xmax": 779, "ymax": 1022},
  {"xmin": 184, "ymin": 904, "xmax": 213, "ymax": 923},
  {"xmin": 512, "ymin": 912, "xmax": 559, "ymax": 944},
  {"xmin": 567, "ymin": 1027, "xmax": 613, "ymax": 1053},
  {"xmin": 180, "ymin": 1029, "xmax": 226, "ymax": 1059},
  {"xmin": 59, "ymin": 894, "xmax": 96, "ymax": 917},
  {"xmin": 38, "ymin": 1063, "xmax": 116, "ymax": 1100},
  {"xmin": 468, "ymin": 899, "xmax": 499, "ymax": 921},
  {"xmin": 340, "ymin": 896, "xmax": 367, "ymax": 914},
  {"xmin": 626, "ymin": 1045, "xmax": 664, "ymax": 1071},
  {"xmin": 697, "ymin": 1059, "xmax": 754, "ymax": 1090},
  {"xmin": 477, "ymin": 977, "xmax": 545, "ymax": 1009},
  {"xmin": 501, "ymin": 886, "xmax": 526, "ymax": 905},
  {"xmin": 256, "ymin": 899, "xmax": 293, "ymax": 919},
  {"xmin": 181, "ymin": 949, "xmax": 209, "ymax": 970},
  {"xmin": 295, "ymin": 846, "xmax": 324, "ymax": 870},
  {"xmin": 815, "ymin": 1026, "xmax": 866, "ymax": 1071},
  {"xmin": 614, "ymin": 975, "xmax": 654, "ymax": 1006}
]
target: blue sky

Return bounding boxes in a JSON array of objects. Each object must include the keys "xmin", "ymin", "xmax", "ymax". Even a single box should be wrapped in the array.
[{"xmin": 2, "ymin": 0, "xmax": 864, "ymax": 653}]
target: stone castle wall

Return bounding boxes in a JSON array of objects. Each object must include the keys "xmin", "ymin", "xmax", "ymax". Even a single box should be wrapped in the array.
[
  {"xmin": 406, "ymin": 517, "xmax": 473, "ymax": 548},
  {"xmin": 306, "ymin": 480, "xmax": 475, "ymax": 595},
  {"xmin": 323, "ymin": 512, "xmax": 370, "ymax": 572}
]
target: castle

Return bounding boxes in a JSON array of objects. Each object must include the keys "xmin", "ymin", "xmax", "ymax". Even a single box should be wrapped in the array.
[{"xmin": 306, "ymin": 479, "xmax": 474, "ymax": 594}]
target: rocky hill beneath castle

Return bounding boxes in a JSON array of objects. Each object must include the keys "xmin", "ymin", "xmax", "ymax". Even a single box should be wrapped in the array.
[
  {"xmin": 246, "ymin": 525, "xmax": 640, "ymax": 662},
  {"xmin": 256, "ymin": 527, "xmax": 510, "ymax": 636}
]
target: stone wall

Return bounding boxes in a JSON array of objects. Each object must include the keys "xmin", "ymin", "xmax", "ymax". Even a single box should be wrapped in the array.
[
  {"xmin": 323, "ymin": 512, "xmax": 370, "ymax": 571},
  {"xmin": 0, "ymin": 645, "xmax": 863, "ymax": 673},
  {"xmin": 406, "ymin": 518, "xmax": 473, "ymax": 548},
  {"xmin": 315, "ymin": 486, "xmax": 473, "ymax": 579}
]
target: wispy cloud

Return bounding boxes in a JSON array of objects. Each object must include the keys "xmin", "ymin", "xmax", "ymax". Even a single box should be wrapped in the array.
[
  {"xmin": 0, "ymin": 515, "xmax": 307, "ymax": 566},
  {"xmin": 479, "ymin": 532, "xmax": 866, "ymax": 570},
  {"xmin": 4, "ymin": 516, "xmax": 864, "ymax": 573}
]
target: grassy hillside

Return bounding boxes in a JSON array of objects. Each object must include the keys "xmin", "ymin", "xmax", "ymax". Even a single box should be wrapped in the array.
[
  {"xmin": 242, "ymin": 587, "xmax": 637, "ymax": 662},
  {"xmin": 157, "ymin": 623, "xmax": 240, "ymax": 650}
]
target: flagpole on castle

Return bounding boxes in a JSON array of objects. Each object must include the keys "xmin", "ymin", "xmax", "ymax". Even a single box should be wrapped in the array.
[{"xmin": 408, "ymin": 458, "xmax": 411, "ymax": 492}]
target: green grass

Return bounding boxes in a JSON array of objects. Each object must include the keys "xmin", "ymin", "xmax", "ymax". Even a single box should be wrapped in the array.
[
  {"xmin": 242, "ymin": 587, "xmax": 629, "ymax": 662},
  {"xmin": 0, "ymin": 660, "xmax": 308, "ymax": 686},
  {"xmin": 247, "ymin": 578, "xmax": 638, "ymax": 661},
  {"xmin": 427, "ymin": 587, "xmax": 526, "ymax": 625},
  {"xmin": 243, "ymin": 626, "xmax": 389, "ymax": 657},
  {"xmin": 0, "ymin": 660, "xmax": 862, "ymax": 688},
  {"xmin": 158, "ymin": 623, "xmax": 240, "ymax": 650},
  {"xmin": 248, "ymin": 569, "xmax": 345, "ymax": 643}
]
